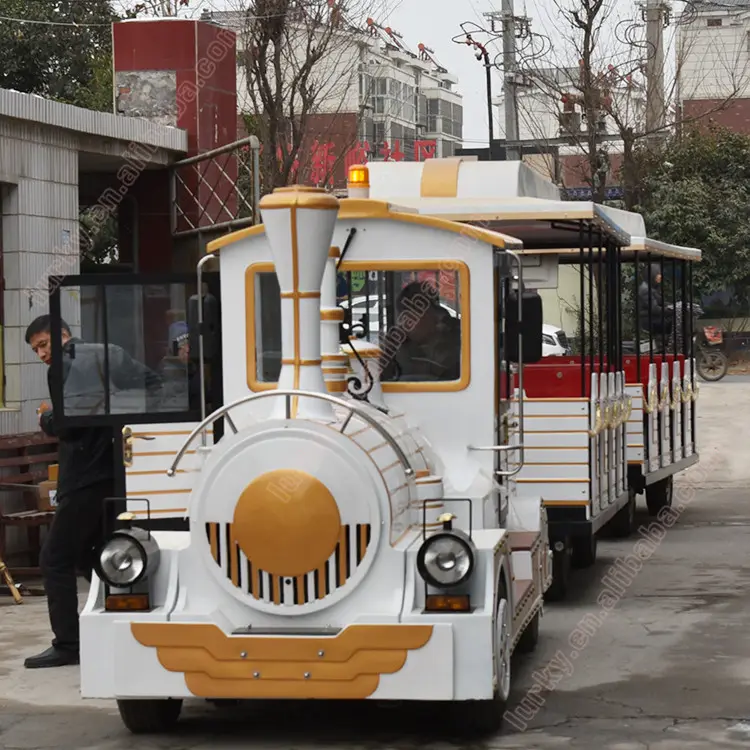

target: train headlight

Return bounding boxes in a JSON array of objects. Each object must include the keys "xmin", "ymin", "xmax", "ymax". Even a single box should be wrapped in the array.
[
  {"xmin": 417, "ymin": 529, "xmax": 476, "ymax": 589},
  {"xmin": 96, "ymin": 528, "xmax": 160, "ymax": 587}
]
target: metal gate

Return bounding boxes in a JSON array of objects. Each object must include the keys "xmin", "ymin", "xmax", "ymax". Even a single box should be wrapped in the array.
[{"xmin": 170, "ymin": 135, "xmax": 260, "ymax": 238}]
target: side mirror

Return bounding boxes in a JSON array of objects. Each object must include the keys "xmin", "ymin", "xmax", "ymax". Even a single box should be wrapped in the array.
[{"xmin": 505, "ymin": 290, "xmax": 543, "ymax": 364}]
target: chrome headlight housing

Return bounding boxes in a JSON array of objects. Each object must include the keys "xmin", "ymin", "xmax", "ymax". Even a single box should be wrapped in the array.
[
  {"xmin": 416, "ymin": 529, "xmax": 476, "ymax": 589},
  {"xmin": 96, "ymin": 527, "xmax": 160, "ymax": 588}
]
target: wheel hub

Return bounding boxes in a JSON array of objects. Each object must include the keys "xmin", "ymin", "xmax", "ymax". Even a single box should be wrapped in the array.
[{"xmin": 495, "ymin": 599, "xmax": 511, "ymax": 701}]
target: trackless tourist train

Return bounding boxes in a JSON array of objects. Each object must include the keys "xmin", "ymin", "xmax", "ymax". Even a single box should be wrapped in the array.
[
  {"xmin": 46, "ymin": 157, "xmax": 702, "ymax": 732},
  {"xmin": 48, "ymin": 161, "xmax": 556, "ymax": 735},
  {"xmin": 362, "ymin": 157, "xmax": 702, "ymax": 600}
]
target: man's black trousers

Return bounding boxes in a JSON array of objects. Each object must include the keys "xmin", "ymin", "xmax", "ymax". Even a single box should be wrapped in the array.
[{"xmin": 40, "ymin": 478, "xmax": 114, "ymax": 653}]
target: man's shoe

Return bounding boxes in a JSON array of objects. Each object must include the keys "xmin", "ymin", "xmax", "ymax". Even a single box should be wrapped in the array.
[{"xmin": 24, "ymin": 646, "xmax": 79, "ymax": 669}]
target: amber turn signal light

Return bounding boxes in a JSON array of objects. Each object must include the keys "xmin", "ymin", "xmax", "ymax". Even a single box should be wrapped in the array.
[
  {"xmin": 105, "ymin": 594, "xmax": 150, "ymax": 612},
  {"xmin": 425, "ymin": 594, "xmax": 471, "ymax": 612}
]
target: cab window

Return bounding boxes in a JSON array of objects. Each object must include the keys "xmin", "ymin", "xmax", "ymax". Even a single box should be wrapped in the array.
[{"xmin": 250, "ymin": 264, "xmax": 466, "ymax": 389}]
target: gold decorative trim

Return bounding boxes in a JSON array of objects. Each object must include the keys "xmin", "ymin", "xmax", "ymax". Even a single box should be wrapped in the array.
[{"xmin": 131, "ymin": 622, "xmax": 433, "ymax": 699}]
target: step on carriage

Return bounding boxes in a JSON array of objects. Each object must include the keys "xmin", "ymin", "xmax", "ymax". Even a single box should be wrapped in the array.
[
  {"xmin": 363, "ymin": 156, "xmax": 702, "ymax": 600},
  {"xmin": 47, "ymin": 170, "xmax": 554, "ymax": 735}
]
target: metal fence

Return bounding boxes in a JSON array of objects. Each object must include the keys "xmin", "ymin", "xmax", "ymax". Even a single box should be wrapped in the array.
[{"xmin": 170, "ymin": 135, "xmax": 260, "ymax": 238}]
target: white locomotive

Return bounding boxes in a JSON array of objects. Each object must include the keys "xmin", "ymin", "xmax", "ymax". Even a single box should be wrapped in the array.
[{"xmin": 78, "ymin": 170, "xmax": 552, "ymax": 735}]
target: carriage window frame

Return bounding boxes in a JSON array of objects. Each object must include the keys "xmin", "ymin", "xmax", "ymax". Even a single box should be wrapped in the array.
[{"xmin": 245, "ymin": 259, "xmax": 471, "ymax": 393}]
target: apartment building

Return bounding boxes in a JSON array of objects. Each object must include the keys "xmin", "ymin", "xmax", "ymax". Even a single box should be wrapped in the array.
[
  {"xmin": 493, "ymin": 65, "xmax": 645, "ymax": 198},
  {"xmin": 677, "ymin": 0, "xmax": 750, "ymax": 132},
  {"xmin": 209, "ymin": 10, "xmax": 463, "ymax": 188}
]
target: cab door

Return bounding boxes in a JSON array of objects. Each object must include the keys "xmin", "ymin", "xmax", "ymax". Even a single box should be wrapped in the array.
[{"xmin": 49, "ymin": 271, "xmax": 222, "ymax": 530}]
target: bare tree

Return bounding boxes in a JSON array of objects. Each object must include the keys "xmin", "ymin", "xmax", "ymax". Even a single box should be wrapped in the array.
[
  {"xmin": 501, "ymin": 0, "xmax": 750, "ymax": 206},
  {"xmin": 124, "ymin": 0, "xmax": 190, "ymax": 16},
  {"xmin": 224, "ymin": 0, "xmax": 385, "ymax": 192}
]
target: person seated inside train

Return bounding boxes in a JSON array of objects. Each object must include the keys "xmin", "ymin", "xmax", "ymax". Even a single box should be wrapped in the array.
[
  {"xmin": 158, "ymin": 322, "xmax": 201, "ymax": 410},
  {"xmin": 638, "ymin": 266, "xmax": 673, "ymax": 339},
  {"xmin": 379, "ymin": 281, "xmax": 461, "ymax": 382}
]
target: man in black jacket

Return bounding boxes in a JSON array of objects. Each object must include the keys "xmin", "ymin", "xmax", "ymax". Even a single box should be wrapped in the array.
[
  {"xmin": 22, "ymin": 315, "xmax": 160, "ymax": 669},
  {"xmin": 380, "ymin": 281, "xmax": 461, "ymax": 382},
  {"xmin": 638, "ymin": 265, "xmax": 673, "ymax": 341}
]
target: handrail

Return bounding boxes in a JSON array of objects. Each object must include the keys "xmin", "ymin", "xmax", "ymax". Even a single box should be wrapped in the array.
[
  {"xmin": 492, "ymin": 249, "xmax": 525, "ymax": 478},
  {"xmin": 195, "ymin": 253, "xmax": 214, "ymax": 448},
  {"xmin": 166, "ymin": 389, "xmax": 416, "ymax": 478}
]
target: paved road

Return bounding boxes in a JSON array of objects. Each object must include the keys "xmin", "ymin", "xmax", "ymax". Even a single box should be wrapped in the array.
[{"xmin": 2, "ymin": 379, "xmax": 750, "ymax": 749}]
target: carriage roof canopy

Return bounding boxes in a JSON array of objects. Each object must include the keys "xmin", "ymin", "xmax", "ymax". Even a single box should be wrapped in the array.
[{"xmin": 366, "ymin": 157, "xmax": 701, "ymax": 262}]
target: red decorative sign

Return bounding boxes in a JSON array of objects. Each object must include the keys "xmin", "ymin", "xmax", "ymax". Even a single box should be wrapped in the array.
[
  {"xmin": 379, "ymin": 140, "xmax": 405, "ymax": 161},
  {"xmin": 250, "ymin": 134, "xmax": 439, "ymax": 191},
  {"xmin": 344, "ymin": 141, "xmax": 371, "ymax": 170},
  {"xmin": 415, "ymin": 140, "xmax": 437, "ymax": 161},
  {"xmin": 310, "ymin": 140, "xmax": 337, "ymax": 187}
]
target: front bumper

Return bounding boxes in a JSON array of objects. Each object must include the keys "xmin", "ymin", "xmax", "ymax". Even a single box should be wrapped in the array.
[{"xmin": 81, "ymin": 615, "xmax": 486, "ymax": 702}]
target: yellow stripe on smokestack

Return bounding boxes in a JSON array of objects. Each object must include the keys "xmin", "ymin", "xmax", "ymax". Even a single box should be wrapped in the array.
[{"xmin": 259, "ymin": 187, "xmax": 340, "ymax": 421}]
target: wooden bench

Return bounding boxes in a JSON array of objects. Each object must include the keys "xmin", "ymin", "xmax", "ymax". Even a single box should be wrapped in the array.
[{"xmin": 0, "ymin": 432, "xmax": 58, "ymax": 577}]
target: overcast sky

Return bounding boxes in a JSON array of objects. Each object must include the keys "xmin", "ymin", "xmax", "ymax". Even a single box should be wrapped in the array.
[{"xmin": 160, "ymin": 0, "xmax": 686, "ymax": 146}]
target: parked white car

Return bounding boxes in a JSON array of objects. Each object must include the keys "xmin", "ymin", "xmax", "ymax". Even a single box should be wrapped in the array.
[
  {"xmin": 341, "ymin": 296, "xmax": 570, "ymax": 359},
  {"xmin": 543, "ymin": 324, "xmax": 570, "ymax": 357}
]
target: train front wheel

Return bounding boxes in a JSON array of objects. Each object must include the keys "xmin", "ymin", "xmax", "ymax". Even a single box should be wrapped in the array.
[{"xmin": 117, "ymin": 698, "xmax": 183, "ymax": 734}]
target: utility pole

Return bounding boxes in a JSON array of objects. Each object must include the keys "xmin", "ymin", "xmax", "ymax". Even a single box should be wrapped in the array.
[
  {"xmin": 501, "ymin": 0, "xmax": 521, "ymax": 160},
  {"xmin": 485, "ymin": 2, "xmax": 524, "ymax": 161},
  {"xmin": 644, "ymin": 0, "xmax": 670, "ymax": 137}
]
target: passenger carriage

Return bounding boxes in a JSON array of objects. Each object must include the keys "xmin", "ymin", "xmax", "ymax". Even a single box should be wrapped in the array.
[
  {"xmin": 47, "ymin": 176, "xmax": 553, "ymax": 735},
  {"xmin": 616, "ymin": 237, "xmax": 701, "ymax": 515},
  {"xmin": 363, "ymin": 156, "xmax": 701, "ymax": 600}
]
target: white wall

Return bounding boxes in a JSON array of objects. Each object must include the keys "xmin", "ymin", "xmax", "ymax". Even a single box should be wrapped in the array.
[
  {"xmin": 494, "ymin": 85, "xmax": 645, "ymax": 144},
  {"xmin": 235, "ymin": 24, "xmax": 362, "ymax": 117},
  {"xmin": 678, "ymin": 9, "xmax": 750, "ymax": 101}
]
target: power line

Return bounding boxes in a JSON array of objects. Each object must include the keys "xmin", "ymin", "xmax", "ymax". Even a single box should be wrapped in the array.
[{"xmin": 0, "ymin": 14, "xmax": 111, "ymax": 27}]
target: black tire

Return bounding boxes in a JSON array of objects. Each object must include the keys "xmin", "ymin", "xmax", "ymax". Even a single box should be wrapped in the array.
[
  {"xmin": 545, "ymin": 541, "xmax": 571, "ymax": 601},
  {"xmin": 457, "ymin": 698, "xmax": 506, "ymax": 737},
  {"xmin": 646, "ymin": 475, "xmax": 673, "ymax": 516},
  {"xmin": 571, "ymin": 533, "xmax": 597, "ymax": 569},
  {"xmin": 610, "ymin": 489, "xmax": 636, "ymax": 538},
  {"xmin": 515, "ymin": 611, "xmax": 540, "ymax": 654},
  {"xmin": 117, "ymin": 698, "xmax": 183, "ymax": 734},
  {"xmin": 697, "ymin": 349, "xmax": 728, "ymax": 382}
]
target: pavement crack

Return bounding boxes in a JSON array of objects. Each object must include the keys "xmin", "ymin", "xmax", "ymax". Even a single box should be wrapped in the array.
[{"xmin": 593, "ymin": 695, "xmax": 646, "ymax": 714}]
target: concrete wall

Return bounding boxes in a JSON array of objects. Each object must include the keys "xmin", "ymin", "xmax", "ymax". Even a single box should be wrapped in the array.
[{"xmin": 0, "ymin": 117, "xmax": 81, "ymax": 436}]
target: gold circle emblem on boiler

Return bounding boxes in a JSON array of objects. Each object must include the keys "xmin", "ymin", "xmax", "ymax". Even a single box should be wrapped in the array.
[{"xmin": 232, "ymin": 469, "xmax": 342, "ymax": 578}]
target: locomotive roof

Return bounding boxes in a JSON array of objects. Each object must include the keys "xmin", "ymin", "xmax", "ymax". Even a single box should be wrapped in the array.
[{"xmin": 206, "ymin": 197, "xmax": 524, "ymax": 254}]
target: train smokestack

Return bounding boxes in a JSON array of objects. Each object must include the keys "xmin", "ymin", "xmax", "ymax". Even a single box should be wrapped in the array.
[{"xmin": 259, "ymin": 186, "xmax": 339, "ymax": 420}]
